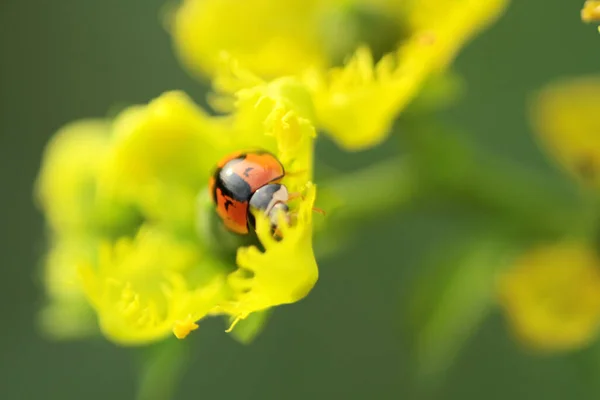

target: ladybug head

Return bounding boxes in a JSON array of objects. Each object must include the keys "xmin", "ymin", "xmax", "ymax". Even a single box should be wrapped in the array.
[{"xmin": 248, "ymin": 183, "xmax": 291, "ymax": 233}]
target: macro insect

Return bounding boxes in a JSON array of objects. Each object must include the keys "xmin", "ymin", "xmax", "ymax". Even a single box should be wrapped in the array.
[{"xmin": 209, "ymin": 150, "xmax": 296, "ymax": 236}]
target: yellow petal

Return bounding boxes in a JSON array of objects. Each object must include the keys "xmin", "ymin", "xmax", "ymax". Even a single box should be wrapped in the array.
[
  {"xmin": 169, "ymin": 0, "xmax": 328, "ymax": 79},
  {"xmin": 79, "ymin": 227, "xmax": 226, "ymax": 345},
  {"xmin": 172, "ymin": 316, "xmax": 199, "ymax": 339},
  {"xmin": 212, "ymin": 60, "xmax": 317, "ymax": 182},
  {"xmin": 105, "ymin": 91, "xmax": 227, "ymax": 186},
  {"xmin": 221, "ymin": 184, "xmax": 319, "ymax": 321},
  {"xmin": 35, "ymin": 120, "xmax": 109, "ymax": 232},
  {"xmin": 498, "ymin": 242, "xmax": 600, "ymax": 352},
  {"xmin": 100, "ymin": 91, "xmax": 229, "ymax": 229},
  {"xmin": 233, "ymin": 78, "xmax": 317, "ymax": 180},
  {"xmin": 530, "ymin": 76, "xmax": 600, "ymax": 186}
]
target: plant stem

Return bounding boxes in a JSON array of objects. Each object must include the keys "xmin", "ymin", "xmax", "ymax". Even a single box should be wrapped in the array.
[
  {"xmin": 136, "ymin": 339, "xmax": 189, "ymax": 400},
  {"xmin": 401, "ymin": 121, "xmax": 590, "ymax": 238},
  {"xmin": 318, "ymin": 156, "xmax": 417, "ymax": 224}
]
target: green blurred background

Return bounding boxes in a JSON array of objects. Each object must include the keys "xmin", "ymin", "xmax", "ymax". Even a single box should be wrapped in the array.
[{"xmin": 1, "ymin": 0, "xmax": 598, "ymax": 399}]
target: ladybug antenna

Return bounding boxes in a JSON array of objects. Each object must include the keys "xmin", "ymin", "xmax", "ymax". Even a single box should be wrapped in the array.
[
  {"xmin": 312, "ymin": 206, "xmax": 326, "ymax": 215},
  {"xmin": 287, "ymin": 192, "xmax": 326, "ymax": 216}
]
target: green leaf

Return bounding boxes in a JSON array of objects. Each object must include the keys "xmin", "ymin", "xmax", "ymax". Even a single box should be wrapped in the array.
[
  {"xmin": 401, "ymin": 122, "xmax": 585, "ymax": 239},
  {"xmin": 407, "ymin": 233, "xmax": 517, "ymax": 386},
  {"xmin": 313, "ymin": 156, "xmax": 418, "ymax": 260}
]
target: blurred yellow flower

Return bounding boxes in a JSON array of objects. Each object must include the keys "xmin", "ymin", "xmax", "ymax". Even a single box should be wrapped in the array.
[
  {"xmin": 306, "ymin": 0, "xmax": 508, "ymax": 150},
  {"xmin": 530, "ymin": 76, "xmax": 600, "ymax": 187},
  {"xmin": 36, "ymin": 74, "xmax": 320, "ymax": 344},
  {"xmin": 582, "ymin": 0, "xmax": 600, "ymax": 23},
  {"xmin": 497, "ymin": 242, "xmax": 600, "ymax": 352},
  {"xmin": 169, "ymin": 0, "xmax": 508, "ymax": 150},
  {"xmin": 171, "ymin": 0, "xmax": 327, "ymax": 79}
]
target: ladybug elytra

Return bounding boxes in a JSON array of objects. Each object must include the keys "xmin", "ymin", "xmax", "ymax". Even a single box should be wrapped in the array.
[{"xmin": 209, "ymin": 150, "xmax": 293, "ymax": 235}]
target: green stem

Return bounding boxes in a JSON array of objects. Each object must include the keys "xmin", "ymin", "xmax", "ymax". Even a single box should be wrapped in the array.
[
  {"xmin": 461, "ymin": 154, "xmax": 584, "ymax": 236},
  {"xmin": 136, "ymin": 339, "xmax": 189, "ymax": 400},
  {"xmin": 313, "ymin": 156, "xmax": 417, "ymax": 259},
  {"xmin": 402, "ymin": 121, "xmax": 590, "ymax": 239},
  {"xmin": 313, "ymin": 121, "xmax": 592, "ymax": 257},
  {"xmin": 318, "ymin": 156, "xmax": 417, "ymax": 224},
  {"xmin": 567, "ymin": 341, "xmax": 600, "ymax": 398}
]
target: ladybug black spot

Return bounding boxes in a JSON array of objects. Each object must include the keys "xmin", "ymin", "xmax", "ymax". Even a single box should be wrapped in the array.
[{"xmin": 243, "ymin": 167, "xmax": 254, "ymax": 177}]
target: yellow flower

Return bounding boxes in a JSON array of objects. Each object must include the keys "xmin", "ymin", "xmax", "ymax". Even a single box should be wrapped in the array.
[
  {"xmin": 305, "ymin": 0, "xmax": 509, "ymax": 150},
  {"xmin": 169, "ymin": 0, "xmax": 508, "ymax": 150},
  {"xmin": 582, "ymin": 1, "xmax": 600, "ymax": 24},
  {"xmin": 497, "ymin": 75, "xmax": 600, "ymax": 352},
  {"xmin": 530, "ymin": 76, "xmax": 600, "ymax": 187},
  {"xmin": 170, "ymin": 0, "xmax": 327, "ymax": 79},
  {"xmin": 497, "ymin": 242, "xmax": 600, "ymax": 352},
  {"xmin": 36, "ymin": 73, "xmax": 320, "ymax": 344}
]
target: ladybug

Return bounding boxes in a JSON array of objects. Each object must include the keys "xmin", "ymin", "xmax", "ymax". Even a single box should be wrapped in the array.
[{"xmin": 209, "ymin": 150, "xmax": 293, "ymax": 235}]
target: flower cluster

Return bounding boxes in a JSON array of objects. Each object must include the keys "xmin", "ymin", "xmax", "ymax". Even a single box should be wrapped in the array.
[
  {"xmin": 497, "ymin": 76, "xmax": 600, "ymax": 352},
  {"xmin": 170, "ymin": 0, "xmax": 508, "ymax": 150},
  {"xmin": 37, "ymin": 73, "xmax": 320, "ymax": 345},
  {"xmin": 36, "ymin": 0, "xmax": 509, "ymax": 347}
]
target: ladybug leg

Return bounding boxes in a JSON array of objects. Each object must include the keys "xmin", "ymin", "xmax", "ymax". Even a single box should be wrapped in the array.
[
  {"xmin": 287, "ymin": 198, "xmax": 326, "ymax": 217},
  {"xmin": 312, "ymin": 206, "xmax": 326, "ymax": 215},
  {"xmin": 273, "ymin": 226, "xmax": 285, "ymax": 239},
  {"xmin": 288, "ymin": 192, "xmax": 326, "ymax": 215},
  {"xmin": 287, "ymin": 192, "xmax": 304, "ymax": 201}
]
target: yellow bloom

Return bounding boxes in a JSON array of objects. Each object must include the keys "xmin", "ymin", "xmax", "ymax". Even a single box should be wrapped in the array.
[
  {"xmin": 497, "ymin": 242, "xmax": 600, "ymax": 352},
  {"xmin": 98, "ymin": 92, "xmax": 226, "ymax": 232},
  {"xmin": 79, "ymin": 228, "xmax": 226, "ymax": 345},
  {"xmin": 36, "ymin": 74, "xmax": 320, "ymax": 344},
  {"xmin": 171, "ymin": 0, "xmax": 327, "ymax": 79},
  {"xmin": 582, "ymin": 1, "xmax": 600, "ymax": 23},
  {"xmin": 169, "ymin": 0, "xmax": 508, "ymax": 150},
  {"xmin": 529, "ymin": 76, "xmax": 600, "ymax": 186},
  {"xmin": 306, "ymin": 0, "xmax": 509, "ymax": 150}
]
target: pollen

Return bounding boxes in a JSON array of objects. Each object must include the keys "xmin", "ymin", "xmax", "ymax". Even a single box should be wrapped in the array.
[
  {"xmin": 172, "ymin": 316, "xmax": 199, "ymax": 339},
  {"xmin": 582, "ymin": 1, "xmax": 600, "ymax": 22}
]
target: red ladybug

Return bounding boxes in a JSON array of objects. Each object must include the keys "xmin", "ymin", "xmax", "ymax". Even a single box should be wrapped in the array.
[{"xmin": 209, "ymin": 150, "xmax": 293, "ymax": 235}]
